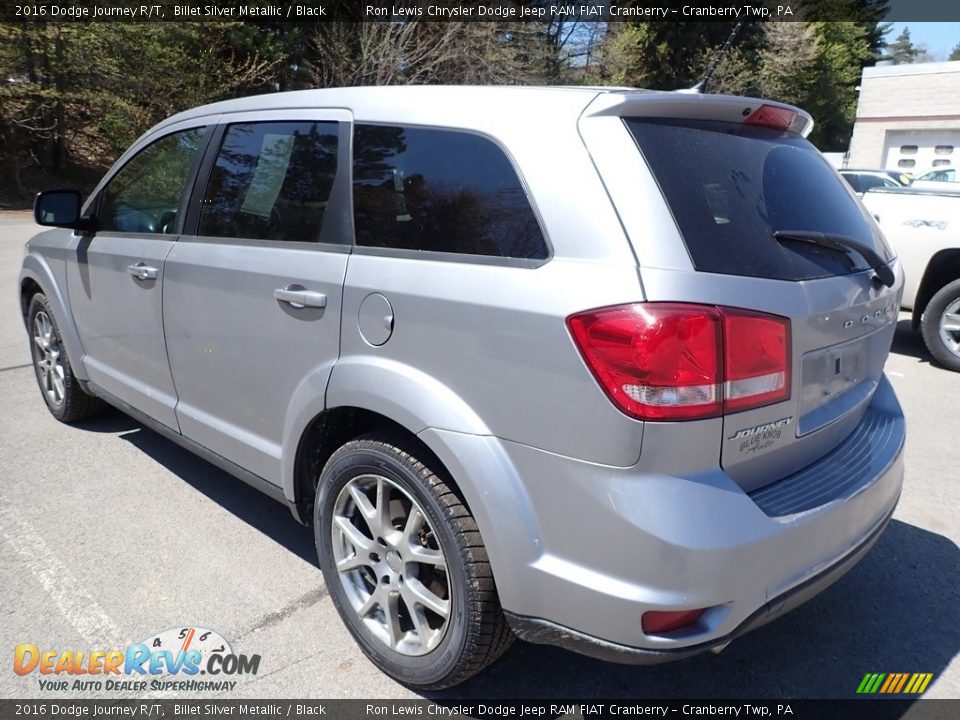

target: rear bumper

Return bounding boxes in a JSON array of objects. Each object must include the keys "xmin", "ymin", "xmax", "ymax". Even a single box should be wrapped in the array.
[
  {"xmin": 505, "ymin": 495, "xmax": 896, "ymax": 664},
  {"xmin": 464, "ymin": 374, "xmax": 905, "ymax": 658}
]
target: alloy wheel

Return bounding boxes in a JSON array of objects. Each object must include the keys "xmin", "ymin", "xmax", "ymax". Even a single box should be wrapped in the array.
[
  {"xmin": 33, "ymin": 310, "xmax": 65, "ymax": 407},
  {"xmin": 331, "ymin": 474, "xmax": 450, "ymax": 656},
  {"xmin": 938, "ymin": 299, "xmax": 960, "ymax": 359}
]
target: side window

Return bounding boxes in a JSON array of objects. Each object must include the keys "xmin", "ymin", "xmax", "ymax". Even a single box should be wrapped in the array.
[
  {"xmin": 859, "ymin": 175, "xmax": 886, "ymax": 192},
  {"xmin": 100, "ymin": 127, "xmax": 206, "ymax": 234},
  {"xmin": 352, "ymin": 124, "xmax": 548, "ymax": 260},
  {"xmin": 198, "ymin": 121, "xmax": 339, "ymax": 243}
]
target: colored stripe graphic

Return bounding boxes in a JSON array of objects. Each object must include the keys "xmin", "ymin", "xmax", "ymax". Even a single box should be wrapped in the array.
[{"xmin": 857, "ymin": 672, "xmax": 933, "ymax": 694}]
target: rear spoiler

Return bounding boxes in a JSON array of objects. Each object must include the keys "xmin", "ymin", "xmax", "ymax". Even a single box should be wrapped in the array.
[{"xmin": 582, "ymin": 92, "xmax": 814, "ymax": 138}]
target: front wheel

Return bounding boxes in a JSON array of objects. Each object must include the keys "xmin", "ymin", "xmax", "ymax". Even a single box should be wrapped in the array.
[
  {"xmin": 27, "ymin": 293, "xmax": 104, "ymax": 422},
  {"xmin": 315, "ymin": 434, "xmax": 513, "ymax": 689},
  {"xmin": 921, "ymin": 279, "xmax": 960, "ymax": 372}
]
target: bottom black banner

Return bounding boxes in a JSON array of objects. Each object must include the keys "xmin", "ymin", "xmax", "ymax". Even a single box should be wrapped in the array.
[{"xmin": 0, "ymin": 700, "xmax": 956, "ymax": 720}]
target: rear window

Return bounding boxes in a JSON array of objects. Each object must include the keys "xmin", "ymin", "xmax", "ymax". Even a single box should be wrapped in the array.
[
  {"xmin": 352, "ymin": 124, "xmax": 547, "ymax": 260},
  {"xmin": 625, "ymin": 118, "xmax": 892, "ymax": 281}
]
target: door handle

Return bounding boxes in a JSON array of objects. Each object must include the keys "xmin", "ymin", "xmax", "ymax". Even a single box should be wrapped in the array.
[
  {"xmin": 274, "ymin": 286, "xmax": 327, "ymax": 309},
  {"xmin": 127, "ymin": 263, "xmax": 159, "ymax": 281}
]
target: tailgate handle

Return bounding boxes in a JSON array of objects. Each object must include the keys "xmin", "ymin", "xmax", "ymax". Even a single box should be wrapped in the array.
[{"xmin": 274, "ymin": 285, "xmax": 327, "ymax": 309}]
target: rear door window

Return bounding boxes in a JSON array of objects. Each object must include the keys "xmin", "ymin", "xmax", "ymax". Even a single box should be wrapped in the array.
[
  {"xmin": 198, "ymin": 121, "xmax": 340, "ymax": 243},
  {"xmin": 625, "ymin": 118, "xmax": 892, "ymax": 281},
  {"xmin": 352, "ymin": 124, "xmax": 548, "ymax": 260}
]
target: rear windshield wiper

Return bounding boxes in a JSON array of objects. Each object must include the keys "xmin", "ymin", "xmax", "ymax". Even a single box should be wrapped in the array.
[{"xmin": 773, "ymin": 230, "xmax": 895, "ymax": 287}]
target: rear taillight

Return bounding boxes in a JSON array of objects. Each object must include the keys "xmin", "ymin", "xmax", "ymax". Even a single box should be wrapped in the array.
[
  {"xmin": 567, "ymin": 303, "xmax": 790, "ymax": 421},
  {"xmin": 722, "ymin": 310, "xmax": 790, "ymax": 412}
]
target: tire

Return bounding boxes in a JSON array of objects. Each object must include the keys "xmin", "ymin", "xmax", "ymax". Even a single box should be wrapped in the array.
[
  {"xmin": 315, "ymin": 433, "xmax": 513, "ymax": 689},
  {"xmin": 921, "ymin": 279, "xmax": 960, "ymax": 372},
  {"xmin": 27, "ymin": 293, "xmax": 104, "ymax": 422}
]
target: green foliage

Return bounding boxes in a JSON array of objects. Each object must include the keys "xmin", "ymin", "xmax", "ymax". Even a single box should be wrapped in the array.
[
  {"xmin": 949, "ymin": 42, "xmax": 960, "ymax": 62},
  {"xmin": 595, "ymin": 3, "xmax": 887, "ymax": 151},
  {"xmin": 0, "ymin": 21, "xmax": 285, "ymax": 197},
  {"xmin": 803, "ymin": 22, "xmax": 875, "ymax": 149},
  {"xmin": 597, "ymin": 20, "xmax": 766, "ymax": 90},
  {"xmin": 0, "ymin": 10, "xmax": 898, "ymax": 199}
]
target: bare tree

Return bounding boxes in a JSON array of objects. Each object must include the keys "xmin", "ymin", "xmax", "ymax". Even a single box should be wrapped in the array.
[
  {"xmin": 305, "ymin": 22, "xmax": 464, "ymax": 87},
  {"xmin": 304, "ymin": 22, "xmax": 549, "ymax": 87}
]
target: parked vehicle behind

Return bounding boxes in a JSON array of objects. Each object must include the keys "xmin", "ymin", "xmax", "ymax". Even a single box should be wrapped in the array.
[
  {"xmin": 21, "ymin": 86, "xmax": 905, "ymax": 689},
  {"xmin": 840, "ymin": 168, "xmax": 910, "ymax": 196},
  {"xmin": 911, "ymin": 165, "xmax": 958, "ymax": 191},
  {"xmin": 863, "ymin": 186, "xmax": 960, "ymax": 369}
]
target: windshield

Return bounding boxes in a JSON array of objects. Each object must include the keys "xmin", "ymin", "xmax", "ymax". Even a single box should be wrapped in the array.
[{"xmin": 625, "ymin": 117, "xmax": 893, "ymax": 282}]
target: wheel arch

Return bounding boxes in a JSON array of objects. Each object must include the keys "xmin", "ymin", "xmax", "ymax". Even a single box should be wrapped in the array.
[
  {"xmin": 19, "ymin": 260, "xmax": 89, "ymax": 381},
  {"xmin": 912, "ymin": 249, "xmax": 960, "ymax": 330},
  {"xmin": 282, "ymin": 357, "xmax": 541, "ymax": 609},
  {"xmin": 282, "ymin": 355, "xmax": 494, "ymax": 511}
]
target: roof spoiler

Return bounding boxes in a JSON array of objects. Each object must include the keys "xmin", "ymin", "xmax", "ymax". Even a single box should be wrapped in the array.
[{"xmin": 582, "ymin": 92, "xmax": 814, "ymax": 138}]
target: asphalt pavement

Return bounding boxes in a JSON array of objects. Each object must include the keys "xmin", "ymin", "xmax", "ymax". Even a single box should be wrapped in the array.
[{"xmin": 0, "ymin": 211, "xmax": 957, "ymax": 701}]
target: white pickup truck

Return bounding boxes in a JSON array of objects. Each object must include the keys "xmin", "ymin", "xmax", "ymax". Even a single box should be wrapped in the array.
[{"xmin": 863, "ymin": 187, "xmax": 960, "ymax": 370}]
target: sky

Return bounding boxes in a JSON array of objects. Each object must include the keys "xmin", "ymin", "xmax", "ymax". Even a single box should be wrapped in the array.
[{"xmin": 886, "ymin": 22, "xmax": 960, "ymax": 60}]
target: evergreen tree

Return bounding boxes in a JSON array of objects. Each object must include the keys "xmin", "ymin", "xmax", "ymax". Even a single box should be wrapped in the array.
[{"xmin": 887, "ymin": 27, "xmax": 919, "ymax": 64}]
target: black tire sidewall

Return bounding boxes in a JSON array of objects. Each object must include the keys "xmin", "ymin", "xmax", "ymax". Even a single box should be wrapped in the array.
[
  {"xmin": 921, "ymin": 280, "xmax": 960, "ymax": 371},
  {"xmin": 315, "ymin": 443, "xmax": 470, "ymax": 687}
]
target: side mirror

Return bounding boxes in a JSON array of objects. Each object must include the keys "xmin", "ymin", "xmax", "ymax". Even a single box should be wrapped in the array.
[{"xmin": 34, "ymin": 190, "xmax": 96, "ymax": 231}]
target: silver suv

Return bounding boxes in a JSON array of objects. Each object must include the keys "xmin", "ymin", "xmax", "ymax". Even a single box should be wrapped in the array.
[{"xmin": 20, "ymin": 87, "xmax": 905, "ymax": 689}]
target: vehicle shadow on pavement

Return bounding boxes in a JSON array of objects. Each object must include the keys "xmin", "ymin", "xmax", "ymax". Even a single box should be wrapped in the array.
[
  {"xmin": 80, "ymin": 414, "xmax": 319, "ymax": 567},
  {"xmin": 891, "ymin": 318, "xmax": 932, "ymax": 364},
  {"xmin": 434, "ymin": 520, "xmax": 959, "ymax": 700}
]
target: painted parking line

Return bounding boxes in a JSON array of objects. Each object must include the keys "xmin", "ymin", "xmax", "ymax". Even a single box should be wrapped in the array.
[
  {"xmin": 0, "ymin": 363, "xmax": 32, "ymax": 374},
  {"xmin": 0, "ymin": 505, "xmax": 122, "ymax": 648}
]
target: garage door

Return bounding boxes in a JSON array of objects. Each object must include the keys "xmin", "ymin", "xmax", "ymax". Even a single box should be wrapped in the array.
[{"xmin": 884, "ymin": 130, "xmax": 960, "ymax": 172}]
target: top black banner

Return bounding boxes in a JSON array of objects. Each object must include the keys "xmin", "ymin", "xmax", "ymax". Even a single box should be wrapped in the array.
[{"xmin": 2, "ymin": 0, "xmax": 960, "ymax": 23}]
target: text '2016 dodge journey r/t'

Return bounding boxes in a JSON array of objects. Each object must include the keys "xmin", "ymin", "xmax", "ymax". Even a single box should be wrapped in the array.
[{"xmin": 21, "ymin": 86, "xmax": 905, "ymax": 689}]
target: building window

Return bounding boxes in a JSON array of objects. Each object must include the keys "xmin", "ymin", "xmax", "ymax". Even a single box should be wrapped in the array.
[
  {"xmin": 933, "ymin": 159, "xmax": 952, "ymax": 167},
  {"xmin": 899, "ymin": 145, "xmax": 918, "ymax": 155},
  {"xmin": 898, "ymin": 159, "xmax": 916, "ymax": 168},
  {"xmin": 935, "ymin": 145, "xmax": 954, "ymax": 155}
]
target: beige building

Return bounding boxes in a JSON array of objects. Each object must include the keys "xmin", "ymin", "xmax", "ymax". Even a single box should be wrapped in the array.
[{"xmin": 846, "ymin": 60, "xmax": 960, "ymax": 171}]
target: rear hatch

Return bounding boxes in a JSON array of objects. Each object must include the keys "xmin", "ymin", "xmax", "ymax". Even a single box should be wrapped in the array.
[{"xmin": 585, "ymin": 95, "xmax": 902, "ymax": 492}]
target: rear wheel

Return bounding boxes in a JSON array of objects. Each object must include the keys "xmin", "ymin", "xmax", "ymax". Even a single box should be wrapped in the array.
[
  {"xmin": 315, "ymin": 434, "xmax": 513, "ymax": 689},
  {"xmin": 27, "ymin": 294, "xmax": 104, "ymax": 422},
  {"xmin": 921, "ymin": 279, "xmax": 960, "ymax": 372}
]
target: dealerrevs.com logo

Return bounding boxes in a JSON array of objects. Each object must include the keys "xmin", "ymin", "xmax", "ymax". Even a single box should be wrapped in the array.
[{"xmin": 14, "ymin": 626, "xmax": 260, "ymax": 693}]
